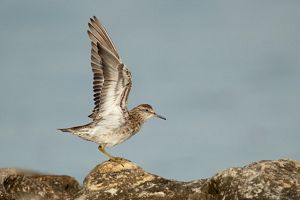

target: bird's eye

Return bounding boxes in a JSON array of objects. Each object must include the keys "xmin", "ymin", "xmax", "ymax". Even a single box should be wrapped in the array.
[{"xmin": 145, "ymin": 109, "xmax": 149, "ymax": 112}]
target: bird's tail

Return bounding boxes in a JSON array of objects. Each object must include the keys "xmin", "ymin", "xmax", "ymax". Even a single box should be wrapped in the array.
[
  {"xmin": 58, "ymin": 122, "xmax": 92, "ymax": 133},
  {"xmin": 57, "ymin": 128, "xmax": 72, "ymax": 132}
]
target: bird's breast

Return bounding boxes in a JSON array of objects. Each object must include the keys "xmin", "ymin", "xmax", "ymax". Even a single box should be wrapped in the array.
[{"xmin": 119, "ymin": 121, "xmax": 142, "ymax": 135}]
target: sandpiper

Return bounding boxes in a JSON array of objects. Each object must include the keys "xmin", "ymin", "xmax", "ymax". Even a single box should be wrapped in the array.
[{"xmin": 59, "ymin": 16, "xmax": 166, "ymax": 161}]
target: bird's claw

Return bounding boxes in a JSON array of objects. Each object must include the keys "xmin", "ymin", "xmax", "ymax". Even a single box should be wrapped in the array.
[{"xmin": 109, "ymin": 157, "xmax": 125, "ymax": 167}]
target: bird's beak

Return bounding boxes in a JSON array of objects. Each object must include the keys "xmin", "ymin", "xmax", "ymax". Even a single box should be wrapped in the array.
[{"xmin": 155, "ymin": 113, "xmax": 166, "ymax": 120}]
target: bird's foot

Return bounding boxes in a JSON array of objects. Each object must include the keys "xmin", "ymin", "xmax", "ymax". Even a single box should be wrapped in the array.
[
  {"xmin": 109, "ymin": 157, "xmax": 125, "ymax": 167},
  {"xmin": 98, "ymin": 144, "xmax": 125, "ymax": 167}
]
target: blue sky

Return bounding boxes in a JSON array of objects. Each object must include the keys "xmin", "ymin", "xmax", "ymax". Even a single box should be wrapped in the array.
[{"xmin": 0, "ymin": 1, "xmax": 299, "ymax": 182}]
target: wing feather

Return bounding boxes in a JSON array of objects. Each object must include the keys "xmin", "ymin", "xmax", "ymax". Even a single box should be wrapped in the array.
[{"xmin": 87, "ymin": 16, "xmax": 132, "ymax": 124}]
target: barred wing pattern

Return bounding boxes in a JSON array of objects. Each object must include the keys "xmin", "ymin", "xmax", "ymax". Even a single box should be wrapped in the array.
[{"xmin": 87, "ymin": 16, "xmax": 132, "ymax": 126}]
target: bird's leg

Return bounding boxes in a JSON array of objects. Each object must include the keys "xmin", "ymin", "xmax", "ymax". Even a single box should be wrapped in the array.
[
  {"xmin": 98, "ymin": 144, "xmax": 115, "ymax": 160},
  {"xmin": 98, "ymin": 144, "xmax": 124, "ymax": 166}
]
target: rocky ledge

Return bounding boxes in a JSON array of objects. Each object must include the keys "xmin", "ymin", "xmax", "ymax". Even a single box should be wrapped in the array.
[{"xmin": 0, "ymin": 159, "xmax": 299, "ymax": 200}]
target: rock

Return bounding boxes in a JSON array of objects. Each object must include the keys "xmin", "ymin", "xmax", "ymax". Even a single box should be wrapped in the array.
[
  {"xmin": 1, "ymin": 159, "xmax": 300, "ymax": 200},
  {"xmin": 73, "ymin": 158, "xmax": 211, "ymax": 200},
  {"xmin": 0, "ymin": 168, "xmax": 80, "ymax": 200},
  {"xmin": 202, "ymin": 159, "xmax": 300, "ymax": 200}
]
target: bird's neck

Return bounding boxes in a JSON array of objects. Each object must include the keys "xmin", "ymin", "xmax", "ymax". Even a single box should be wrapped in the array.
[{"xmin": 129, "ymin": 109, "xmax": 146, "ymax": 125}]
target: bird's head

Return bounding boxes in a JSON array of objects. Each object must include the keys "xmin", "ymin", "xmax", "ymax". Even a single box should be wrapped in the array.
[{"xmin": 134, "ymin": 104, "xmax": 166, "ymax": 121}]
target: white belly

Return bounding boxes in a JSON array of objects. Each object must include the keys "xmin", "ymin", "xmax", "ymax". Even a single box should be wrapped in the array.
[
  {"xmin": 73, "ymin": 116, "xmax": 142, "ymax": 147},
  {"xmin": 82, "ymin": 126, "xmax": 136, "ymax": 147}
]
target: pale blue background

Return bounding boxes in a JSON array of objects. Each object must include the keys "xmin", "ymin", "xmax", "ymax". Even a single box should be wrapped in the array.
[{"xmin": 0, "ymin": 1, "xmax": 299, "ymax": 183}]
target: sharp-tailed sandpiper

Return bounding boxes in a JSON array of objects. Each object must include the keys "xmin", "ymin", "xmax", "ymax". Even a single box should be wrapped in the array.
[{"xmin": 59, "ymin": 16, "xmax": 166, "ymax": 161}]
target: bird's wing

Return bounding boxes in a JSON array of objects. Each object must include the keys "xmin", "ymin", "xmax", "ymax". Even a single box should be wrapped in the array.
[{"xmin": 87, "ymin": 16, "xmax": 132, "ymax": 125}]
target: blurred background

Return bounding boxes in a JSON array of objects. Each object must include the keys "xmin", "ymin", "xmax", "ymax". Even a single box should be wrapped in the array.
[{"xmin": 0, "ymin": 1, "xmax": 299, "ymax": 182}]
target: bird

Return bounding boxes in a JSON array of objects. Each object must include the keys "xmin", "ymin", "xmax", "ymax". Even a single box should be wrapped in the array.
[{"xmin": 59, "ymin": 16, "xmax": 166, "ymax": 162}]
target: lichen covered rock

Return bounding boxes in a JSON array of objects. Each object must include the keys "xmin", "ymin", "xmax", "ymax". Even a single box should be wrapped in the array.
[
  {"xmin": 74, "ymin": 158, "xmax": 209, "ymax": 200},
  {"xmin": 202, "ymin": 159, "xmax": 300, "ymax": 200},
  {"xmin": 0, "ymin": 159, "xmax": 299, "ymax": 199},
  {"xmin": 0, "ymin": 168, "xmax": 80, "ymax": 200}
]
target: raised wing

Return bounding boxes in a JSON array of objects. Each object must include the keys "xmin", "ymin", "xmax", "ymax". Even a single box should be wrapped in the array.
[{"xmin": 87, "ymin": 16, "xmax": 132, "ymax": 124}]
